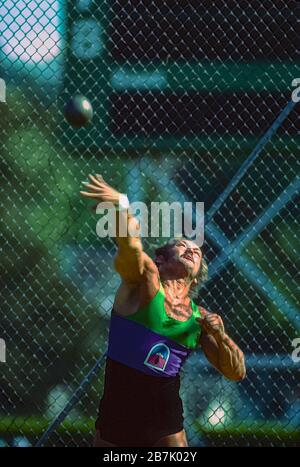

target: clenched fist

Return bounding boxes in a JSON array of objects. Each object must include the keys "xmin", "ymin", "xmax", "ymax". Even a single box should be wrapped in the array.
[{"xmin": 196, "ymin": 312, "xmax": 225, "ymax": 341}]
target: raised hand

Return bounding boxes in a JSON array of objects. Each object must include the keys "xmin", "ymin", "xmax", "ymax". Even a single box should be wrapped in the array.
[{"xmin": 80, "ymin": 174, "xmax": 121, "ymax": 205}]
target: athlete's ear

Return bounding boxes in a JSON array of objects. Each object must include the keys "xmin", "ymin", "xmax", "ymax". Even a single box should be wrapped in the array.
[{"xmin": 193, "ymin": 278, "xmax": 198, "ymax": 285}]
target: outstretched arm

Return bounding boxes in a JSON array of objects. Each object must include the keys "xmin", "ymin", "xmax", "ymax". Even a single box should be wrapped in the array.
[
  {"xmin": 197, "ymin": 311, "xmax": 246, "ymax": 382},
  {"xmin": 80, "ymin": 174, "xmax": 156, "ymax": 284}
]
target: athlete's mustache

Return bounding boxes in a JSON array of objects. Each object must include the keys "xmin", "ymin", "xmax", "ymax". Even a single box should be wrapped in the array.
[{"xmin": 181, "ymin": 253, "xmax": 194, "ymax": 263}]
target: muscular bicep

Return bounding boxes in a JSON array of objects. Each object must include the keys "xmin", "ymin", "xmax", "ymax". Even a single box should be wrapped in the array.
[
  {"xmin": 114, "ymin": 247, "xmax": 158, "ymax": 284},
  {"xmin": 199, "ymin": 332, "xmax": 221, "ymax": 373}
]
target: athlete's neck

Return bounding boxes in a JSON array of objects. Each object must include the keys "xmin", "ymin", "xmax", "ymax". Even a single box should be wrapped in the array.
[{"xmin": 161, "ymin": 278, "xmax": 190, "ymax": 303}]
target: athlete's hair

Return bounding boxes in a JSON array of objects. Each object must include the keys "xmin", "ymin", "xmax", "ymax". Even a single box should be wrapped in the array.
[{"xmin": 154, "ymin": 237, "xmax": 208, "ymax": 298}]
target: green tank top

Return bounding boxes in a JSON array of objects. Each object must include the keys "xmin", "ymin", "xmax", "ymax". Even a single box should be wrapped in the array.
[{"xmin": 126, "ymin": 281, "xmax": 203, "ymax": 350}]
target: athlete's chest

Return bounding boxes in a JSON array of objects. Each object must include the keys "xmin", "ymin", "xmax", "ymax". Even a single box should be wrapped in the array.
[{"xmin": 163, "ymin": 299, "xmax": 193, "ymax": 322}]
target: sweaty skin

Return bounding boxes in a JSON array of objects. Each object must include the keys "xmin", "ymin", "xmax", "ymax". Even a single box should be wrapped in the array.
[{"xmin": 81, "ymin": 174, "xmax": 246, "ymax": 447}]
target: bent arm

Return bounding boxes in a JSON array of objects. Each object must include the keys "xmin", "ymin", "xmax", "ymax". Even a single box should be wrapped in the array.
[
  {"xmin": 200, "ymin": 332, "xmax": 246, "ymax": 381},
  {"xmin": 198, "ymin": 311, "xmax": 246, "ymax": 381}
]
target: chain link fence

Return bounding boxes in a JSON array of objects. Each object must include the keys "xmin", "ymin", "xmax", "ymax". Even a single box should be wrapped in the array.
[{"xmin": 0, "ymin": 0, "xmax": 299, "ymax": 447}]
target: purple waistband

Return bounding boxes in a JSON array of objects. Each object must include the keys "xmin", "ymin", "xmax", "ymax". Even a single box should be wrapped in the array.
[{"xmin": 107, "ymin": 313, "xmax": 191, "ymax": 377}]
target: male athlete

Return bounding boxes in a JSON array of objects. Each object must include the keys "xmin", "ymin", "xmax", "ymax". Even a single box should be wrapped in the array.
[{"xmin": 80, "ymin": 174, "xmax": 246, "ymax": 447}]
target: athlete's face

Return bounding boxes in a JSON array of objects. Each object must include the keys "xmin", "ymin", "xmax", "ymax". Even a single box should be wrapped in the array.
[{"xmin": 168, "ymin": 239, "xmax": 202, "ymax": 278}]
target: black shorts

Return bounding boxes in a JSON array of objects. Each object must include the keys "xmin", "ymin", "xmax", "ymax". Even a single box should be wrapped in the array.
[{"xmin": 95, "ymin": 357, "xmax": 184, "ymax": 447}]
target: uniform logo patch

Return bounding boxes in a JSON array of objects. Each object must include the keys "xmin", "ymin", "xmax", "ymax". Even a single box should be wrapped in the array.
[{"xmin": 144, "ymin": 343, "xmax": 170, "ymax": 372}]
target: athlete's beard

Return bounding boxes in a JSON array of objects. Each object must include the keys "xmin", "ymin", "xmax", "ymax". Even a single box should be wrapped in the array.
[
  {"xmin": 166, "ymin": 252, "xmax": 196, "ymax": 280},
  {"xmin": 156, "ymin": 248, "xmax": 197, "ymax": 281}
]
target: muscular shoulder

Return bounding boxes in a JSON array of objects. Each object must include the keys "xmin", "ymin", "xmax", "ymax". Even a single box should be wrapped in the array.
[
  {"xmin": 142, "ymin": 251, "xmax": 160, "ymax": 276},
  {"xmin": 122, "ymin": 252, "xmax": 159, "ymax": 288},
  {"xmin": 114, "ymin": 249, "xmax": 158, "ymax": 281},
  {"xmin": 113, "ymin": 255, "xmax": 160, "ymax": 315}
]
